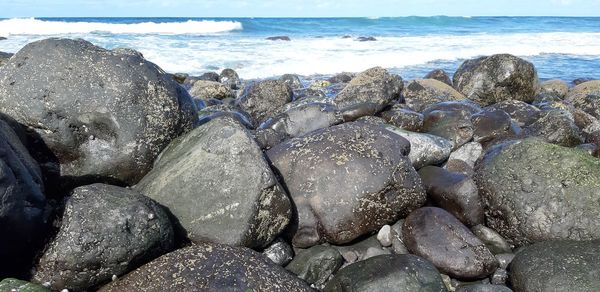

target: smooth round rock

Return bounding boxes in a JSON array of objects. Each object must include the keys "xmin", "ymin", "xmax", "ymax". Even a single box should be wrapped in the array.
[
  {"xmin": 219, "ymin": 68, "xmax": 241, "ymax": 89},
  {"xmin": 384, "ymin": 126, "xmax": 454, "ymax": 169},
  {"xmin": 424, "ymin": 69, "xmax": 453, "ymax": 86},
  {"xmin": 236, "ymin": 80, "xmax": 293, "ymax": 123},
  {"xmin": 471, "ymin": 109, "xmax": 518, "ymax": 144},
  {"xmin": 403, "ymin": 207, "xmax": 498, "ymax": 279},
  {"xmin": 485, "ymin": 100, "xmax": 541, "ymax": 127},
  {"xmin": 403, "ymin": 79, "xmax": 466, "ymax": 112},
  {"xmin": 286, "ymin": 245, "xmax": 343, "ymax": 286},
  {"xmin": 377, "ymin": 225, "xmax": 394, "ymax": 247},
  {"xmin": 423, "ymin": 101, "xmax": 482, "ymax": 149},
  {"xmin": 259, "ymin": 102, "xmax": 342, "ymax": 138},
  {"xmin": 471, "ymin": 225, "xmax": 512, "ymax": 255}
]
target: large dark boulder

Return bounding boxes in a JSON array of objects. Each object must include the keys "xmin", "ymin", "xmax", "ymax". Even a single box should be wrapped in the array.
[
  {"xmin": 286, "ymin": 245, "xmax": 343, "ymax": 287},
  {"xmin": 258, "ymin": 102, "xmax": 342, "ymax": 138},
  {"xmin": 524, "ymin": 110, "xmax": 583, "ymax": 147},
  {"xmin": 453, "ymin": 54, "xmax": 539, "ymax": 106},
  {"xmin": 99, "ymin": 242, "xmax": 313, "ymax": 291},
  {"xmin": 323, "ymin": 254, "xmax": 447, "ymax": 292},
  {"xmin": 0, "ymin": 38, "xmax": 198, "ymax": 192},
  {"xmin": 422, "ymin": 101, "xmax": 482, "ymax": 149},
  {"xmin": 32, "ymin": 183, "xmax": 174, "ymax": 291},
  {"xmin": 136, "ymin": 117, "xmax": 291, "ymax": 248},
  {"xmin": 566, "ymin": 80, "xmax": 600, "ymax": 119},
  {"xmin": 510, "ymin": 240, "xmax": 600, "ymax": 292},
  {"xmin": 236, "ymin": 80, "xmax": 293, "ymax": 124},
  {"xmin": 267, "ymin": 121, "xmax": 426, "ymax": 248},
  {"xmin": 0, "ymin": 118, "xmax": 48, "ymax": 278},
  {"xmin": 403, "ymin": 79, "xmax": 466, "ymax": 112},
  {"xmin": 475, "ymin": 139, "xmax": 600, "ymax": 246}
]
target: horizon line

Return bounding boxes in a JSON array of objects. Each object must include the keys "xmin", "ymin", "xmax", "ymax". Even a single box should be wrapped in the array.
[{"xmin": 2, "ymin": 15, "xmax": 600, "ymax": 19}]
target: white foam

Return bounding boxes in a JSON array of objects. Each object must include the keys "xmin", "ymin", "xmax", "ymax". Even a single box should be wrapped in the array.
[{"xmin": 0, "ymin": 18, "xmax": 242, "ymax": 37}]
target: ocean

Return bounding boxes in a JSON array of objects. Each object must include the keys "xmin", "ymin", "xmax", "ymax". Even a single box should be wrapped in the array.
[{"xmin": 1, "ymin": 17, "xmax": 600, "ymax": 81}]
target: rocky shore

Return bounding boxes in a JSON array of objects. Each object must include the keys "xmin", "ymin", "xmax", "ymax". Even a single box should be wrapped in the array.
[{"xmin": 1, "ymin": 38, "xmax": 600, "ymax": 292}]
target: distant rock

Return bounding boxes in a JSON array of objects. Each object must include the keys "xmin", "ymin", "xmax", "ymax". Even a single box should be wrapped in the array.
[
  {"xmin": 267, "ymin": 36, "xmax": 291, "ymax": 41},
  {"xmin": 0, "ymin": 51, "xmax": 12, "ymax": 67},
  {"xmin": 540, "ymin": 79, "xmax": 569, "ymax": 99},
  {"xmin": 280, "ymin": 74, "xmax": 303, "ymax": 89},
  {"xmin": 424, "ymin": 69, "xmax": 453, "ymax": 86},
  {"xmin": 0, "ymin": 36, "xmax": 7, "ymax": 40},
  {"xmin": 356, "ymin": 36, "xmax": 377, "ymax": 41},
  {"xmin": 566, "ymin": 80, "xmax": 600, "ymax": 119},
  {"xmin": 189, "ymin": 80, "xmax": 234, "ymax": 100},
  {"xmin": 219, "ymin": 68, "xmax": 241, "ymax": 89},
  {"xmin": 573, "ymin": 77, "xmax": 593, "ymax": 85},
  {"xmin": 403, "ymin": 79, "xmax": 466, "ymax": 112}
]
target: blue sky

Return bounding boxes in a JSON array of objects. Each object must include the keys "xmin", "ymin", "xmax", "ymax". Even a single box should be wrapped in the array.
[{"xmin": 1, "ymin": 0, "xmax": 599, "ymax": 17}]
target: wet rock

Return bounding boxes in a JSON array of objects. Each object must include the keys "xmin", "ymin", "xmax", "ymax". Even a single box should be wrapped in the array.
[
  {"xmin": 356, "ymin": 36, "xmax": 377, "ymax": 41},
  {"xmin": 236, "ymin": 80, "xmax": 293, "ymax": 123},
  {"xmin": 444, "ymin": 141, "xmax": 483, "ymax": 175},
  {"xmin": 475, "ymin": 138, "xmax": 600, "ymax": 246},
  {"xmin": 199, "ymin": 104, "xmax": 255, "ymax": 129},
  {"xmin": 490, "ymin": 269, "xmax": 508, "ymax": 285},
  {"xmin": 385, "ymin": 126, "xmax": 453, "ymax": 169},
  {"xmin": 379, "ymin": 106, "xmax": 424, "ymax": 131},
  {"xmin": 266, "ymin": 36, "xmax": 291, "ymax": 41},
  {"xmin": 541, "ymin": 79, "xmax": 569, "ymax": 98},
  {"xmin": 171, "ymin": 72, "xmax": 188, "ymax": 84},
  {"xmin": 403, "ymin": 207, "xmax": 498, "ymax": 279},
  {"xmin": 136, "ymin": 117, "xmax": 291, "ymax": 248},
  {"xmin": 280, "ymin": 74, "xmax": 303, "ymax": 89},
  {"xmin": 573, "ymin": 77, "xmax": 593, "ymax": 85},
  {"xmin": 418, "ymin": 166, "xmax": 484, "ymax": 227},
  {"xmin": 0, "ymin": 118, "xmax": 48, "ymax": 278},
  {"xmin": 0, "ymin": 51, "xmax": 13, "ymax": 67},
  {"xmin": 324, "ymin": 254, "xmax": 447, "ymax": 292},
  {"xmin": 566, "ymin": 80, "xmax": 600, "ymax": 119},
  {"xmin": 525, "ymin": 110, "xmax": 583, "ymax": 147},
  {"xmin": 253, "ymin": 128, "xmax": 288, "ymax": 150},
  {"xmin": 328, "ymin": 72, "xmax": 355, "ymax": 84},
  {"xmin": 99, "ymin": 242, "xmax": 313, "ymax": 292},
  {"xmin": 0, "ymin": 278, "xmax": 50, "ymax": 292},
  {"xmin": 390, "ymin": 220, "xmax": 410, "ymax": 254},
  {"xmin": 286, "ymin": 245, "xmax": 343, "ymax": 286},
  {"xmin": 510, "ymin": 240, "xmax": 600, "ymax": 292},
  {"xmin": 333, "ymin": 234, "xmax": 383, "ymax": 263},
  {"xmin": 33, "ymin": 183, "xmax": 174, "ymax": 291},
  {"xmin": 219, "ymin": 68, "xmax": 241, "ymax": 89},
  {"xmin": 377, "ymin": 225, "xmax": 394, "ymax": 247},
  {"xmin": 453, "ymin": 54, "xmax": 539, "ymax": 106},
  {"xmin": 471, "ymin": 109, "xmax": 519, "ymax": 144},
  {"xmin": 189, "ymin": 80, "xmax": 234, "ymax": 100},
  {"xmin": 263, "ymin": 238, "xmax": 294, "ymax": 266},
  {"xmin": 403, "ymin": 79, "xmax": 466, "ymax": 112},
  {"xmin": 0, "ymin": 38, "xmax": 198, "ymax": 192},
  {"xmin": 267, "ymin": 121, "xmax": 426, "ymax": 247},
  {"xmin": 485, "ymin": 100, "xmax": 541, "ymax": 127},
  {"xmin": 495, "ymin": 253, "xmax": 514, "ymax": 269},
  {"xmin": 471, "ymin": 225, "xmax": 512, "ymax": 254},
  {"xmin": 333, "ymin": 67, "xmax": 403, "ymax": 116},
  {"xmin": 425, "ymin": 69, "xmax": 453, "ymax": 86},
  {"xmin": 259, "ymin": 102, "xmax": 342, "ymax": 138},
  {"xmin": 200, "ymin": 71, "xmax": 221, "ymax": 82},
  {"xmin": 422, "ymin": 101, "xmax": 482, "ymax": 149},
  {"xmin": 456, "ymin": 284, "xmax": 512, "ymax": 292}
]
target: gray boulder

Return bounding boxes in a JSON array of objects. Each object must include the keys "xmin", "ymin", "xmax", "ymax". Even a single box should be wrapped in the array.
[
  {"xmin": 286, "ymin": 245, "xmax": 343, "ymax": 286},
  {"xmin": 403, "ymin": 79, "xmax": 466, "ymax": 112},
  {"xmin": 267, "ymin": 121, "xmax": 426, "ymax": 247},
  {"xmin": 0, "ymin": 38, "xmax": 197, "ymax": 192},
  {"xmin": 475, "ymin": 138, "xmax": 600, "ymax": 246},
  {"xmin": 485, "ymin": 100, "xmax": 541, "ymax": 127},
  {"xmin": 456, "ymin": 284, "xmax": 512, "ymax": 292},
  {"xmin": 136, "ymin": 117, "xmax": 291, "ymax": 248},
  {"xmin": 422, "ymin": 101, "xmax": 482, "ymax": 149},
  {"xmin": 189, "ymin": 80, "xmax": 234, "ymax": 100},
  {"xmin": 0, "ymin": 51, "xmax": 12, "ymax": 67},
  {"xmin": 510, "ymin": 240, "xmax": 600, "ymax": 292},
  {"xmin": 471, "ymin": 109, "xmax": 520, "ymax": 145},
  {"xmin": 541, "ymin": 79, "xmax": 569, "ymax": 99},
  {"xmin": 453, "ymin": 54, "xmax": 539, "ymax": 106},
  {"xmin": 236, "ymin": 80, "xmax": 293, "ymax": 123},
  {"xmin": 259, "ymin": 102, "xmax": 342, "ymax": 138},
  {"xmin": 384, "ymin": 126, "xmax": 453, "ymax": 169},
  {"xmin": 32, "ymin": 183, "xmax": 174, "ymax": 291},
  {"xmin": 424, "ymin": 69, "xmax": 453, "ymax": 86},
  {"xmin": 566, "ymin": 80, "xmax": 600, "ymax": 119},
  {"xmin": 99, "ymin": 242, "xmax": 313, "ymax": 292},
  {"xmin": 524, "ymin": 110, "xmax": 583, "ymax": 147},
  {"xmin": 379, "ymin": 106, "xmax": 424, "ymax": 132},
  {"xmin": 219, "ymin": 68, "xmax": 241, "ymax": 89}
]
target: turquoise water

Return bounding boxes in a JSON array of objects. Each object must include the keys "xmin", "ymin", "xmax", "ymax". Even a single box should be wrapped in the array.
[{"xmin": 1, "ymin": 17, "xmax": 599, "ymax": 81}]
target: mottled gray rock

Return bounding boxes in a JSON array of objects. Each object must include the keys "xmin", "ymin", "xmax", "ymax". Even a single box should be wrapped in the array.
[
  {"xmin": 471, "ymin": 225, "xmax": 512, "ymax": 255},
  {"xmin": 0, "ymin": 51, "xmax": 12, "ymax": 67},
  {"xmin": 362, "ymin": 247, "xmax": 391, "ymax": 260},
  {"xmin": 525, "ymin": 110, "xmax": 583, "ymax": 147},
  {"xmin": 571, "ymin": 107, "xmax": 600, "ymax": 136},
  {"xmin": 541, "ymin": 79, "xmax": 569, "ymax": 99},
  {"xmin": 286, "ymin": 245, "xmax": 343, "ymax": 286},
  {"xmin": 189, "ymin": 80, "xmax": 234, "ymax": 100},
  {"xmin": 510, "ymin": 240, "xmax": 600, "ymax": 292},
  {"xmin": 495, "ymin": 253, "xmax": 514, "ymax": 270},
  {"xmin": 456, "ymin": 284, "xmax": 512, "ymax": 292},
  {"xmin": 267, "ymin": 121, "xmax": 425, "ymax": 247},
  {"xmin": 425, "ymin": 69, "xmax": 453, "ymax": 86},
  {"xmin": 485, "ymin": 100, "xmax": 541, "ymax": 127},
  {"xmin": 333, "ymin": 234, "xmax": 382, "ymax": 263},
  {"xmin": 445, "ymin": 142, "xmax": 483, "ymax": 175},
  {"xmin": 263, "ymin": 238, "xmax": 294, "ymax": 266},
  {"xmin": 333, "ymin": 67, "xmax": 402, "ymax": 116},
  {"xmin": 236, "ymin": 80, "xmax": 293, "ymax": 123},
  {"xmin": 403, "ymin": 207, "xmax": 498, "ymax": 279},
  {"xmin": 471, "ymin": 109, "xmax": 520, "ymax": 144},
  {"xmin": 198, "ymin": 104, "xmax": 255, "ymax": 129},
  {"xmin": 280, "ymin": 74, "xmax": 303, "ymax": 89},
  {"xmin": 490, "ymin": 269, "xmax": 508, "ymax": 285},
  {"xmin": 100, "ymin": 242, "xmax": 313, "ymax": 292},
  {"xmin": 453, "ymin": 54, "xmax": 539, "ymax": 106},
  {"xmin": 324, "ymin": 254, "xmax": 447, "ymax": 292},
  {"xmin": 379, "ymin": 106, "xmax": 424, "ymax": 132},
  {"xmin": 200, "ymin": 71, "xmax": 220, "ymax": 82},
  {"xmin": 423, "ymin": 101, "xmax": 482, "ymax": 149},
  {"xmin": 418, "ymin": 166, "xmax": 484, "ymax": 227},
  {"xmin": 0, "ymin": 118, "xmax": 48, "ymax": 278},
  {"xmin": 403, "ymin": 79, "xmax": 466, "ymax": 112},
  {"xmin": 219, "ymin": 68, "xmax": 241, "ymax": 89},
  {"xmin": 475, "ymin": 139, "xmax": 600, "ymax": 246},
  {"xmin": 136, "ymin": 117, "xmax": 291, "ymax": 248},
  {"xmin": 33, "ymin": 183, "xmax": 174, "ymax": 291},
  {"xmin": 385, "ymin": 126, "xmax": 454, "ymax": 169},
  {"xmin": 566, "ymin": 80, "xmax": 600, "ymax": 120},
  {"xmin": 259, "ymin": 102, "xmax": 342, "ymax": 138},
  {"xmin": 0, "ymin": 278, "xmax": 50, "ymax": 292},
  {"xmin": 328, "ymin": 72, "xmax": 355, "ymax": 84},
  {"xmin": 0, "ymin": 38, "xmax": 198, "ymax": 191}
]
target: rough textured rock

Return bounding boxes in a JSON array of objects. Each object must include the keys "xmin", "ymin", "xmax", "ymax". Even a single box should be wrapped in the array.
[
  {"xmin": 280, "ymin": 74, "xmax": 303, "ymax": 89},
  {"xmin": 0, "ymin": 278, "xmax": 50, "ymax": 292},
  {"xmin": 475, "ymin": 138, "xmax": 600, "ymax": 246},
  {"xmin": 418, "ymin": 166, "xmax": 484, "ymax": 227},
  {"xmin": 0, "ymin": 38, "xmax": 198, "ymax": 191},
  {"xmin": 424, "ymin": 69, "xmax": 453, "ymax": 86},
  {"xmin": 0, "ymin": 51, "xmax": 13, "ymax": 67},
  {"xmin": 328, "ymin": 72, "xmax": 355, "ymax": 84},
  {"xmin": 333, "ymin": 67, "xmax": 402, "ymax": 115},
  {"xmin": 541, "ymin": 79, "xmax": 569, "ymax": 98},
  {"xmin": 0, "ymin": 118, "xmax": 48, "ymax": 278},
  {"xmin": 485, "ymin": 100, "xmax": 541, "ymax": 127},
  {"xmin": 219, "ymin": 68, "xmax": 241, "ymax": 89},
  {"xmin": 495, "ymin": 253, "xmax": 514, "ymax": 269},
  {"xmin": 456, "ymin": 284, "xmax": 513, "ymax": 292},
  {"xmin": 259, "ymin": 102, "xmax": 342, "ymax": 138},
  {"xmin": 566, "ymin": 80, "xmax": 600, "ymax": 119},
  {"xmin": 262, "ymin": 238, "xmax": 294, "ymax": 266},
  {"xmin": 33, "ymin": 183, "xmax": 174, "ymax": 291},
  {"xmin": 379, "ymin": 106, "xmax": 424, "ymax": 132},
  {"xmin": 510, "ymin": 240, "xmax": 600, "ymax": 292},
  {"xmin": 403, "ymin": 207, "xmax": 498, "ymax": 279},
  {"xmin": 385, "ymin": 126, "xmax": 453, "ymax": 169},
  {"xmin": 136, "ymin": 117, "xmax": 291, "ymax": 248},
  {"xmin": 189, "ymin": 80, "xmax": 234, "ymax": 100},
  {"xmin": 453, "ymin": 54, "xmax": 539, "ymax": 106},
  {"xmin": 267, "ymin": 121, "xmax": 426, "ymax": 247},
  {"xmin": 236, "ymin": 80, "xmax": 293, "ymax": 123},
  {"xmin": 286, "ymin": 245, "xmax": 343, "ymax": 286},
  {"xmin": 445, "ymin": 142, "xmax": 483, "ymax": 175},
  {"xmin": 525, "ymin": 110, "xmax": 583, "ymax": 147},
  {"xmin": 99, "ymin": 242, "xmax": 313, "ymax": 292},
  {"xmin": 471, "ymin": 225, "xmax": 512, "ymax": 255},
  {"xmin": 199, "ymin": 104, "xmax": 255, "ymax": 129},
  {"xmin": 403, "ymin": 79, "xmax": 466, "ymax": 112},
  {"xmin": 423, "ymin": 101, "xmax": 482, "ymax": 149},
  {"xmin": 324, "ymin": 254, "xmax": 447, "ymax": 292}
]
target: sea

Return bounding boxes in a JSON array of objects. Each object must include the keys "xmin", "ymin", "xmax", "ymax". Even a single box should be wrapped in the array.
[{"xmin": 1, "ymin": 17, "xmax": 600, "ymax": 82}]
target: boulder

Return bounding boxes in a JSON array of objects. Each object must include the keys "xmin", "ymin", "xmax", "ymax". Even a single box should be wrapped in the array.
[
  {"xmin": 475, "ymin": 138, "xmax": 600, "ymax": 246},
  {"xmin": 456, "ymin": 284, "xmax": 512, "ymax": 292},
  {"xmin": 219, "ymin": 68, "xmax": 241, "ymax": 89},
  {"xmin": 403, "ymin": 207, "xmax": 498, "ymax": 279},
  {"xmin": 280, "ymin": 74, "xmax": 303, "ymax": 89},
  {"xmin": 424, "ymin": 69, "xmax": 453, "ymax": 86},
  {"xmin": 259, "ymin": 102, "xmax": 342, "ymax": 138},
  {"xmin": 328, "ymin": 72, "xmax": 355, "ymax": 84},
  {"xmin": 333, "ymin": 67, "xmax": 402, "ymax": 116},
  {"xmin": 403, "ymin": 79, "xmax": 466, "ymax": 112},
  {"xmin": 266, "ymin": 36, "xmax": 291, "ymax": 41},
  {"xmin": 0, "ymin": 51, "xmax": 13, "ymax": 67},
  {"xmin": 0, "ymin": 38, "xmax": 198, "ymax": 192},
  {"xmin": 136, "ymin": 117, "xmax": 291, "ymax": 248},
  {"xmin": 99, "ymin": 242, "xmax": 313, "ymax": 292},
  {"xmin": 485, "ymin": 100, "xmax": 541, "ymax": 127},
  {"xmin": 286, "ymin": 245, "xmax": 343, "ymax": 286},
  {"xmin": 323, "ymin": 254, "xmax": 447, "ymax": 292},
  {"xmin": 189, "ymin": 80, "xmax": 234, "ymax": 100},
  {"xmin": 524, "ymin": 110, "xmax": 583, "ymax": 147},
  {"xmin": 267, "ymin": 121, "xmax": 426, "ymax": 247},
  {"xmin": 236, "ymin": 80, "xmax": 293, "ymax": 124},
  {"xmin": 32, "ymin": 183, "xmax": 174, "ymax": 291},
  {"xmin": 262, "ymin": 238, "xmax": 294, "ymax": 266},
  {"xmin": 422, "ymin": 101, "xmax": 482, "ymax": 149},
  {"xmin": 356, "ymin": 36, "xmax": 377, "ymax": 42},
  {"xmin": 510, "ymin": 240, "xmax": 600, "ymax": 292},
  {"xmin": 540, "ymin": 79, "xmax": 569, "ymax": 98},
  {"xmin": 379, "ymin": 106, "xmax": 424, "ymax": 132},
  {"xmin": 471, "ymin": 109, "xmax": 520, "ymax": 145},
  {"xmin": 0, "ymin": 118, "xmax": 48, "ymax": 278},
  {"xmin": 384, "ymin": 126, "xmax": 453, "ymax": 169},
  {"xmin": 471, "ymin": 225, "xmax": 512, "ymax": 255},
  {"xmin": 453, "ymin": 54, "xmax": 539, "ymax": 106},
  {"xmin": 200, "ymin": 71, "xmax": 220, "ymax": 82},
  {"xmin": 566, "ymin": 80, "xmax": 600, "ymax": 119}
]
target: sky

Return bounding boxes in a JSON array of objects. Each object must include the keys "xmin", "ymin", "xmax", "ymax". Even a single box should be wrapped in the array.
[{"xmin": 1, "ymin": 0, "xmax": 599, "ymax": 18}]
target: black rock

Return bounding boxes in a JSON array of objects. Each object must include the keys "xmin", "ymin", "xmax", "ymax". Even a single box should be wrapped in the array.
[
  {"xmin": 485, "ymin": 100, "xmax": 541, "ymax": 127},
  {"xmin": 200, "ymin": 71, "xmax": 220, "ymax": 82},
  {"xmin": 422, "ymin": 101, "xmax": 482, "ymax": 149},
  {"xmin": 0, "ymin": 37, "xmax": 7, "ymax": 40},
  {"xmin": 379, "ymin": 106, "xmax": 424, "ymax": 132},
  {"xmin": 0, "ymin": 51, "xmax": 13, "ymax": 67},
  {"xmin": 524, "ymin": 110, "xmax": 583, "ymax": 147},
  {"xmin": 328, "ymin": 72, "xmax": 355, "ymax": 83},
  {"xmin": 236, "ymin": 80, "xmax": 293, "ymax": 124},
  {"xmin": 286, "ymin": 245, "xmax": 343, "ymax": 286},
  {"xmin": 259, "ymin": 102, "xmax": 342, "ymax": 138},
  {"xmin": 471, "ymin": 109, "xmax": 520, "ymax": 145},
  {"xmin": 262, "ymin": 238, "xmax": 294, "ymax": 266},
  {"xmin": 356, "ymin": 36, "xmax": 377, "ymax": 41},
  {"xmin": 573, "ymin": 77, "xmax": 593, "ymax": 85},
  {"xmin": 219, "ymin": 68, "xmax": 241, "ymax": 89},
  {"xmin": 424, "ymin": 69, "xmax": 453, "ymax": 86},
  {"xmin": 171, "ymin": 72, "xmax": 188, "ymax": 84},
  {"xmin": 267, "ymin": 36, "xmax": 291, "ymax": 41}
]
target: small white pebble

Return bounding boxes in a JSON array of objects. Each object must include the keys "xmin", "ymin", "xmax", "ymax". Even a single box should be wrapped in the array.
[
  {"xmin": 61, "ymin": 289, "xmax": 69, "ymax": 292},
  {"xmin": 147, "ymin": 213, "xmax": 155, "ymax": 220},
  {"xmin": 377, "ymin": 225, "xmax": 393, "ymax": 247},
  {"xmin": 112, "ymin": 274, "xmax": 118, "ymax": 281}
]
